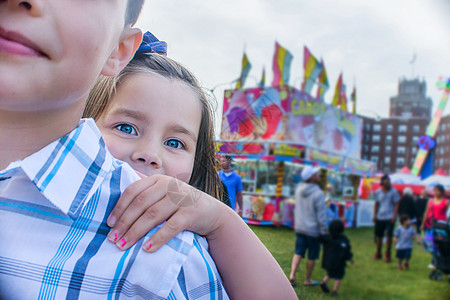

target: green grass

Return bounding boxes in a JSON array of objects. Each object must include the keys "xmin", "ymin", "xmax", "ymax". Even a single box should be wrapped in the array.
[{"xmin": 250, "ymin": 225, "xmax": 450, "ymax": 300}]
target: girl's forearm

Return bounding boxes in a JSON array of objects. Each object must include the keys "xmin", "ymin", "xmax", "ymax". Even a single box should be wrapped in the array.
[{"xmin": 207, "ymin": 204, "xmax": 297, "ymax": 300}]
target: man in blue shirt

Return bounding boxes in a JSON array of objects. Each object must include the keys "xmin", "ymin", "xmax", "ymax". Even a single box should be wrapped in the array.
[
  {"xmin": 372, "ymin": 174, "xmax": 400, "ymax": 262},
  {"xmin": 219, "ymin": 155, "xmax": 243, "ymax": 216}
]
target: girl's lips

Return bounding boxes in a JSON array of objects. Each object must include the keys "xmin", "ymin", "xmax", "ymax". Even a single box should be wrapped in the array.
[{"xmin": 0, "ymin": 30, "xmax": 46, "ymax": 58}]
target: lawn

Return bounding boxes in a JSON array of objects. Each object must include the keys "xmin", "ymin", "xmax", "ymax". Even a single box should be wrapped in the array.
[{"xmin": 250, "ymin": 225, "xmax": 449, "ymax": 300}]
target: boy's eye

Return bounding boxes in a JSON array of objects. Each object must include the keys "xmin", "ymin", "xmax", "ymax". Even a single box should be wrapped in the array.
[
  {"xmin": 164, "ymin": 139, "xmax": 185, "ymax": 149},
  {"xmin": 115, "ymin": 124, "xmax": 137, "ymax": 135}
]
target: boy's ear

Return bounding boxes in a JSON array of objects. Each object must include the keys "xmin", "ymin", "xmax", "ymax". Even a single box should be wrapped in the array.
[{"xmin": 101, "ymin": 27, "xmax": 143, "ymax": 76}]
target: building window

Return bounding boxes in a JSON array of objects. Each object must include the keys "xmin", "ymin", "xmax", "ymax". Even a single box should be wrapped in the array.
[
  {"xmin": 398, "ymin": 147, "xmax": 406, "ymax": 155},
  {"xmin": 372, "ymin": 146, "xmax": 379, "ymax": 153},
  {"xmin": 386, "ymin": 124, "xmax": 393, "ymax": 132},
  {"xmin": 386, "ymin": 135, "xmax": 392, "ymax": 144},
  {"xmin": 371, "ymin": 157, "xmax": 378, "ymax": 163},
  {"xmin": 363, "ymin": 145, "xmax": 369, "ymax": 152},
  {"xmin": 399, "ymin": 125, "xmax": 407, "ymax": 133},
  {"xmin": 364, "ymin": 134, "xmax": 370, "ymax": 142},
  {"xmin": 373, "ymin": 124, "xmax": 381, "ymax": 132},
  {"xmin": 413, "ymin": 125, "xmax": 420, "ymax": 133},
  {"xmin": 373, "ymin": 135, "xmax": 380, "ymax": 143},
  {"xmin": 398, "ymin": 136, "xmax": 407, "ymax": 143},
  {"xmin": 385, "ymin": 146, "xmax": 391, "ymax": 153},
  {"xmin": 412, "ymin": 136, "xmax": 419, "ymax": 145},
  {"xmin": 412, "ymin": 147, "xmax": 417, "ymax": 154},
  {"xmin": 384, "ymin": 167, "xmax": 390, "ymax": 174},
  {"xmin": 384, "ymin": 157, "xmax": 391, "ymax": 164},
  {"xmin": 364, "ymin": 123, "xmax": 371, "ymax": 131},
  {"xmin": 397, "ymin": 157, "xmax": 405, "ymax": 166}
]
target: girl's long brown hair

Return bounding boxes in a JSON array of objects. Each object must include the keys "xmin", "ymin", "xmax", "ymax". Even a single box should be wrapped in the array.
[{"xmin": 83, "ymin": 53, "xmax": 220, "ymax": 199}]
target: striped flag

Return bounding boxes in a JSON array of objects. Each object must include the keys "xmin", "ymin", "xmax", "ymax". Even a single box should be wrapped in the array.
[
  {"xmin": 351, "ymin": 86, "xmax": 357, "ymax": 115},
  {"xmin": 316, "ymin": 58, "xmax": 329, "ymax": 100},
  {"xmin": 332, "ymin": 73, "xmax": 348, "ymax": 112},
  {"xmin": 301, "ymin": 46, "xmax": 323, "ymax": 94},
  {"xmin": 259, "ymin": 67, "xmax": 266, "ymax": 87},
  {"xmin": 271, "ymin": 42, "xmax": 293, "ymax": 86},
  {"xmin": 235, "ymin": 53, "xmax": 251, "ymax": 89}
]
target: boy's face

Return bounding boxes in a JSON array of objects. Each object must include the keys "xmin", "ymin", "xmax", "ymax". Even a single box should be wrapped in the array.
[{"xmin": 0, "ymin": 0, "xmax": 128, "ymax": 112}]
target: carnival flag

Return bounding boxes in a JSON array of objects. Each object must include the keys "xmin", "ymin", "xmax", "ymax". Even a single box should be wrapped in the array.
[
  {"xmin": 259, "ymin": 67, "xmax": 266, "ymax": 87},
  {"xmin": 235, "ymin": 52, "xmax": 252, "ymax": 90},
  {"xmin": 316, "ymin": 58, "xmax": 329, "ymax": 100},
  {"xmin": 332, "ymin": 73, "xmax": 348, "ymax": 112},
  {"xmin": 272, "ymin": 42, "xmax": 293, "ymax": 86},
  {"xmin": 351, "ymin": 86, "xmax": 357, "ymax": 115},
  {"xmin": 302, "ymin": 46, "xmax": 323, "ymax": 94}
]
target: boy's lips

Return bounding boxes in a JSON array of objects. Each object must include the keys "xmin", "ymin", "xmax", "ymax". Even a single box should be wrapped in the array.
[{"xmin": 0, "ymin": 28, "xmax": 48, "ymax": 58}]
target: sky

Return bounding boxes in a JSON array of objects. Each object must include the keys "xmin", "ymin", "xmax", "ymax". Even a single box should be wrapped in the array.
[{"xmin": 136, "ymin": 0, "xmax": 450, "ymax": 129}]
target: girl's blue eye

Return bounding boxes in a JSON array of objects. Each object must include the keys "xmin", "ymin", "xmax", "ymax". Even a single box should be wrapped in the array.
[
  {"xmin": 116, "ymin": 124, "xmax": 137, "ymax": 135},
  {"xmin": 164, "ymin": 139, "xmax": 185, "ymax": 149}
]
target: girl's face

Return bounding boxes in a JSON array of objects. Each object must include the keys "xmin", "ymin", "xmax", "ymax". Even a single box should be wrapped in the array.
[
  {"xmin": 434, "ymin": 187, "xmax": 443, "ymax": 198},
  {"xmin": 97, "ymin": 73, "xmax": 202, "ymax": 183}
]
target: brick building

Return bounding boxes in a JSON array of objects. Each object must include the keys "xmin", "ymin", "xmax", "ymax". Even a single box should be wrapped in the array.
[
  {"xmin": 361, "ymin": 78, "xmax": 432, "ymax": 174},
  {"xmin": 435, "ymin": 114, "xmax": 450, "ymax": 174}
]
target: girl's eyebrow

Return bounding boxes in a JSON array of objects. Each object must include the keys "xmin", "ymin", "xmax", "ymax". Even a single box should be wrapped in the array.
[
  {"xmin": 110, "ymin": 108, "xmax": 148, "ymax": 122},
  {"xmin": 170, "ymin": 124, "xmax": 197, "ymax": 143}
]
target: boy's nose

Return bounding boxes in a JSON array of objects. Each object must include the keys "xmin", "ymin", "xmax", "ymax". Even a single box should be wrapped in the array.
[{"xmin": 8, "ymin": 0, "xmax": 45, "ymax": 17}]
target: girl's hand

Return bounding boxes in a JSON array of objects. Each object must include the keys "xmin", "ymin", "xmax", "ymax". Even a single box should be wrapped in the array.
[{"xmin": 106, "ymin": 174, "xmax": 226, "ymax": 252}]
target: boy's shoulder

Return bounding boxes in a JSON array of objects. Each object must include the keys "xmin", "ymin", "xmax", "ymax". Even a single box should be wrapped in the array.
[
  {"xmin": 3, "ymin": 118, "xmax": 139, "ymax": 217},
  {"xmin": 337, "ymin": 234, "xmax": 350, "ymax": 244}
]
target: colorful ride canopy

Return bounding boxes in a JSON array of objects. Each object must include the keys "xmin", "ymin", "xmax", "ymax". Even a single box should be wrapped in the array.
[{"xmin": 220, "ymin": 86, "xmax": 363, "ymax": 159}]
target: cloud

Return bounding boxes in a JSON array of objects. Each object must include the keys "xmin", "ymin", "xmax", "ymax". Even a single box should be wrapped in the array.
[{"xmin": 136, "ymin": 0, "xmax": 450, "ymax": 121}]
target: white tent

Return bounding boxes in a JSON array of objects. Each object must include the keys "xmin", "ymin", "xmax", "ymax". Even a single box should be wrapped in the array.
[
  {"xmin": 390, "ymin": 173, "xmax": 422, "ymax": 185},
  {"xmin": 390, "ymin": 167, "xmax": 422, "ymax": 185},
  {"xmin": 422, "ymin": 169, "xmax": 450, "ymax": 189}
]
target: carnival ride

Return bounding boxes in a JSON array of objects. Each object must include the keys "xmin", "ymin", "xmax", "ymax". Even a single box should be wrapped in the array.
[{"xmin": 411, "ymin": 77, "xmax": 450, "ymax": 178}]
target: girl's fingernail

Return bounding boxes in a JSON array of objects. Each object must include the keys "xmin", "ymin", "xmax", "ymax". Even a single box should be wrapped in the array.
[
  {"xmin": 143, "ymin": 241, "xmax": 152, "ymax": 251},
  {"xmin": 119, "ymin": 238, "xmax": 127, "ymax": 248},
  {"xmin": 108, "ymin": 230, "xmax": 119, "ymax": 242},
  {"xmin": 107, "ymin": 215, "xmax": 116, "ymax": 227}
]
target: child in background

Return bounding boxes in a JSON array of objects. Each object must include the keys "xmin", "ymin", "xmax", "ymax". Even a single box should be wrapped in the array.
[
  {"xmin": 394, "ymin": 215, "xmax": 416, "ymax": 270},
  {"xmin": 319, "ymin": 219, "xmax": 354, "ymax": 297},
  {"xmin": 0, "ymin": 2, "xmax": 229, "ymax": 298},
  {"xmin": 83, "ymin": 32, "xmax": 297, "ymax": 299}
]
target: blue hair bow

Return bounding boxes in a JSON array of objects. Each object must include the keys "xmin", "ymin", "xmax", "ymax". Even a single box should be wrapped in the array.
[{"xmin": 136, "ymin": 31, "xmax": 167, "ymax": 55}]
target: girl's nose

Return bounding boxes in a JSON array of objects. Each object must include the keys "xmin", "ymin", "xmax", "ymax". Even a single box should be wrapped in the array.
[{"xmin": 131, "ymin": 143, "xmax": 162, "ymax": 168}]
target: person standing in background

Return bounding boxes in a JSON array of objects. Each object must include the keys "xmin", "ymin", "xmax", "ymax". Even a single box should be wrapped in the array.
[
  {"xmin": 372, "ymin": 175, "xmax": 400, "ymax": 262},
  {"xmin": 219, "ymin": 155, "xmax": 244, "ymax": 216},
  {"xmin": 414, "ymin": 189, "xmax": 429, "ymax": 241},
  {"xmin": 398, "ymin": 187, "xmax": 417, "ymax": 221},
  {"xmin": 421, "ymin": 184, "xmax": 449, "ymax": 231},
  {"xmin": 289, "ymin": 166, "xmax": 328, "ymax": 287}
]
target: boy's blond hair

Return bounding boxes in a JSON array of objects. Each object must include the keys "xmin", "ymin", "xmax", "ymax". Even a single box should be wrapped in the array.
[{"xmin": 126, "ymin": 0, "xmax": 145, "ymax": 26}]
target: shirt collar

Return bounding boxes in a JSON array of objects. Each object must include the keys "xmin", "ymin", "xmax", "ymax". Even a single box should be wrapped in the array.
[{"xmin": 3, "ymin": 118, "xmax": 114, "ymax": 219}]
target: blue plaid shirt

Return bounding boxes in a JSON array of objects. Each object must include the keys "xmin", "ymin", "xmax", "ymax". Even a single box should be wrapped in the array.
[{"xmin": 0, "ymin": 119, "xmax": 228, "ymax": 299}]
